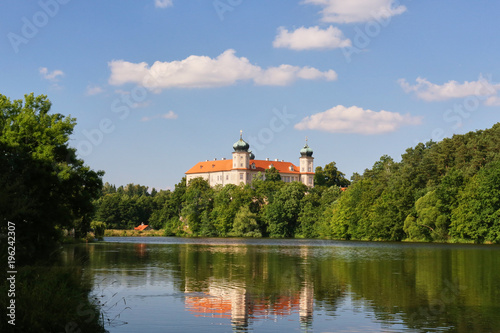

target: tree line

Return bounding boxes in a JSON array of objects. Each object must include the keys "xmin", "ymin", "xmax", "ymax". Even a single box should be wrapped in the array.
[
  {"xmin": 93, "ymin": 164, "xmax": 350, "ymax": 238},
  {"xmin": 2, "ymin": 92, "xmax": 499, "ymax": 258},
  {"xmin": 93, "ymin": 123, "xmax": 500, "ymax": 243}
]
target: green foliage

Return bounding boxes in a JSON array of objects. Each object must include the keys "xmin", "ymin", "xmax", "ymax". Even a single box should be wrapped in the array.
[
  {"xmin": 89, "ymin": 122, "xmax": 500, "ymax": 243},
  {"xmin": 229, "ymin": 205, "xmax": 262, "ymax": 237},
  {"xmin": 181, "ymin": 177, "xmax": 214, "ymax": 235},
  {"xmin": 315, "ymin": 161, "xmax": 350, "ymax": 187},
  {"xmin": 265, "ymin": 166, "xmax": 282, "ymax": 182},
  {"xmin": 265, "ymin": 182, "xmax": 308, "ymax": 238},
  {"xmin": 0, "ymin": 93, "xmax": 103, "ymax": 264},
  {"xmin": 327, "ymin": 123, "xmax": 500, "ymax": 243},
  {"xmin": 404, "ymin": 191, "xmax": 448, "ymax": 241},
  {"xmin": 450, "ymin": 160, "xmax": 500, "ymax": 243},
  {"xmin": 91, "ymin": 221, "xmax": 107, "ymax": 239}
]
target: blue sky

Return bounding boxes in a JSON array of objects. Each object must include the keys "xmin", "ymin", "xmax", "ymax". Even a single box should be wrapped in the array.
[{"xmin": 2, "ymin": 0, "xmax": 500, "ymax": 190}]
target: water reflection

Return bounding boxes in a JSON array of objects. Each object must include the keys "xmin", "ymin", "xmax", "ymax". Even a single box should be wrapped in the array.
[
  {"xmin": 183, "ymin": 280, "xmax": 314, "ymax": 331},
  {"xmin": 62, "ymin": 239, "xmax": 500, "ymax": 332}
]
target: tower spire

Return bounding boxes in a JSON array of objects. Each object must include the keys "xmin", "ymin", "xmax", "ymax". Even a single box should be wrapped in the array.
[{"xmin": 240, "ymin": 130, "xmax": 243, "ymax": 140}]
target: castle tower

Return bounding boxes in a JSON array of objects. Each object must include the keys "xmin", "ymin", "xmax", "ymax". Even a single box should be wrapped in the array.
[
  {"xmin": 299, "ymin": 138, "xmax": 314, "ymax": 187},
  {"xmin": 232, "ymin": 130, "xmax": 251, "ymax": 170}
]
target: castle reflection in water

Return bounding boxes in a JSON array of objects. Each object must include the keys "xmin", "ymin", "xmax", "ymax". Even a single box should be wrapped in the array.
[
  {"xmin": 184, "ymin": 280, "xmax": 314, "ymax": 330},
  {"xmin": 73, "ymin": 238, "xmax": 500, "ymax": 333},
  {"xmin": 182, "ymin": 245, "xmax": 315, "ymax": 331}
]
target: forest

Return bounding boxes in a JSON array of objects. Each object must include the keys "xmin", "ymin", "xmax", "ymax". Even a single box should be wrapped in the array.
[{"xmin": 93, "ymin": 122, "xmax": 500, "ymax": 244}]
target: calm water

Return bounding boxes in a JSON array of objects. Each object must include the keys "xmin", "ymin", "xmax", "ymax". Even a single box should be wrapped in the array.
[{"xmin": 62, "ymin": 238, "xmax": 500, "ymax": 333}]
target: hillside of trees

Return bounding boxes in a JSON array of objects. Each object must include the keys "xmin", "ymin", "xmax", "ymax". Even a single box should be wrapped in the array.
[{"xmin": 93, "ymin": 122, "xmax": 500, "ymax": 243}]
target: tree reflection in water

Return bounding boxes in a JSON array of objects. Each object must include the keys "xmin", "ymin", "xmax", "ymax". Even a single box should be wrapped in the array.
[{"xmin": 63, "ymin": 239, "xmax": 500, "ymax": 332}]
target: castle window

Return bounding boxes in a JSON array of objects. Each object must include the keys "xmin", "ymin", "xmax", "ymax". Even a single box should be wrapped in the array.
[
  {"xmin": 240, "ymin": 173, "xmax": 243, "ymax": 180},
  {"xmin": 308, "ymin": 167, "xmax": 311, "ymax": 172},
  {"xmin": 301, "ymin": 167, "xmax": 304, "ymax": 172}
]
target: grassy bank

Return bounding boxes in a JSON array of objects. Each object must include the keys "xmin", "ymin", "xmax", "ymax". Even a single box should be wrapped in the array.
[
  {"xmin": 104, "ymin": 229, "xmax": 165, "ymax": 237},
  {"xmin": 0, "ymin": 265, "xmax": 106, "ymax": 333}
]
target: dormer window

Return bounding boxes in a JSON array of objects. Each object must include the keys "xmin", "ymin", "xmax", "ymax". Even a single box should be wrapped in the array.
[
  {"xmin": 269, "ymin": 164, "xmax": 274, "ymax": 169},
  {"xmin": 251, "ymin": 163, "xmax": 256, "ymax": 169},
  {"xmin": 289, "ymin": 166, "xmax": 294, "ymax": 171}
]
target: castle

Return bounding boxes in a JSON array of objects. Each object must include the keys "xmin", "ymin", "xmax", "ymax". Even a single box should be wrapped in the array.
[{"xmin": 185, "ymin": 131, "xmax": 314, "ymax": 187}]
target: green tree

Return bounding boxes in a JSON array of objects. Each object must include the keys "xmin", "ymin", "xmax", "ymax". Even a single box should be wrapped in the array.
[
  {"xmin": 265, "ymin": 166, "xmax": 282, "ymax": 182},
  {"xmin": 91, "ymin": 221, "xmax": 107, "ymax": 239},
  {"xmin": 229, "ymin": 205, "xmax": 262, "ymax": 237},
  {"xmin": 404, "ymin": 191, "xmax": 448, "ymax": 241},
  {"xmin": 181, "ymin": 177, "xmax": 213, "ymax": 235},
  {"xmin": 297, "ymin": 191, "xmax": 321, "ymax": 238},
  {"xmin": 265, "ymin": 182, "xmax": 307, "ymax": 238},
  {"xmin": 315, "ymin": 162, "xmax": 350, "ymax": 187},
  {"xmin": 450, "ymin": 160, "xmax": 500, "ymax": 243},
  {"xmin": 0, "ymin": 93, "xmax": 103, "ymax": 263}
]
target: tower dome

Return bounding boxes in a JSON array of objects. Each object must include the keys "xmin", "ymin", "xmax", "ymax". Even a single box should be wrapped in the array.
[
  {"xmin": 300, "ymin": 144, "xmax": 313, "ymax": 157},
  {"xmin": 249, "ymin": 151, "xmax": 255, "ymax": 160},
  {"xmin": 300, "ymin": 137, "xmax": 313, "ymax": 157},
  {"xmin": 233, "ymin": 130, "xmax": 250, "ymax": 152}
]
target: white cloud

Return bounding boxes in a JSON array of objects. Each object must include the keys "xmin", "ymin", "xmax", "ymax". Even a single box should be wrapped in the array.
[
  {"xmin": 273, "ymin": 26, "xmax": 351, "ymax": 50},
  {"xmin": 254, "ymin": 65, "xmax": 337, "ymax": 86},
  {"xmin": 399, "ymin": 76, "xmax": 500, "ymax": 102},
  {"xmin": 108, "ymin": 49, "xmax": 337, "ymax": 91},
  {"xmin": 484, "ymin": 96, "xmax": 500, "ymax": 106},
  {"xmin": 155, "ymin": 0, "xmax": 172, "ymax": 8},
  {"xmin": 86, "ymin": 85, "xmax": 104, "ymax": 96},
  {"xmin": 39, "ymin": 67, "xmax": 64, "ymax": 81},
  {"xmin": 294, "ymin": 105, "xmax": 422, "ymax": 135},
  {"xmin": 303, "ymin": 0, "xmax": 406, "ymax": 23},
  {"xmin": 141, "ymin": 110, "xmax": 178, "ymax": 122}
]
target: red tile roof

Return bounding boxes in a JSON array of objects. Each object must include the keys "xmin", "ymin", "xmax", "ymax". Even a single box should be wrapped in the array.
[
  {"xmin": 186, "ymin": 159, "xmax": 308, "ymax": 175},
  {"xmin": 186, "ymin": 159, "xmax": 233, "ymax": 174},
  {"xmin": 134, "ymin": 224, "xmax": 149, "ymax": 231}
]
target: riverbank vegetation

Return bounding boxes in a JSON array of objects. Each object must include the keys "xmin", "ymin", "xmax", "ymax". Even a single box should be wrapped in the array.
[
  {"xmin": 104, "ymin": 229, "xmax": 165, "ymax": 237},
  {"xmin": 0, "ymin": 93, "xmax": 105, "ymax": 332},
  {"xmin": 93, "ymin": 123, "xmax": 500, "ymax": 244}
]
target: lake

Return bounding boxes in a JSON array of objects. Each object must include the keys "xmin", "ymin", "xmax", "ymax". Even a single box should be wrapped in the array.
[{"xmin": 62, "ymin": 238, "xmax": 500, "ymax": 332}]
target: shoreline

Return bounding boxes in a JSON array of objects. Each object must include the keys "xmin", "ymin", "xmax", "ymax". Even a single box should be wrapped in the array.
[{"xmin": 102, "ymin": 229, "xmax": 499, "ymax": 245}]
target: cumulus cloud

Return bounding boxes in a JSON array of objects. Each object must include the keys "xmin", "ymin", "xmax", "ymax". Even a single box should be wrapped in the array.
[
  {"xmin": 294, "ymin": 105, "xmax": 422, "ymax": 135},
  {"xmin": 155, "ymin": 0, "xmax": 172, "ymax": 8},
  {"xmin": 108, "ymin": 49, "xmax": 337, "ymax": 91},
  {"xmin": 141, "ymin": 110, "xmax": 178, "ymax": 122},
  {"xmin": 86, "ymin": 85, "xmax": 104, "ymax": 96},
  {"xmin": 399, "ymin": 76, "xmax": 500, "ymax": 102},
  {"xmin": 39, "ymin": 67, "xmax": 64, "ymax": 81},
  {"xmin": 273, "ymin": 26, "xmax": 351, "ymax": 50},
  {"xmin": 303, "ymin": 0, "xmax": 406, "ymax": 23}
]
